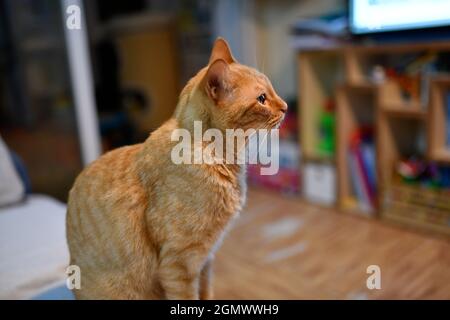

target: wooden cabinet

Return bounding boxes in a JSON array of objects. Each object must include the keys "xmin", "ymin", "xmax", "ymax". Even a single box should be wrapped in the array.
[
  {"xmin": 298, "ymin": 42, "xmax": 450, "ymax": 236},
  {"xmin": 110, "ymin": 14, "xmax": 180, "ymax": 134}
]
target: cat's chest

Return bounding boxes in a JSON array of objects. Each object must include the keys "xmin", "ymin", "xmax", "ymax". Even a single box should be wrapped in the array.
[
  {"xmin": 150, "ymin": 163, "xmax": 247, "ymax": 241},
  {"xmin": 201, "ymin": 182, "xmax": 243, "ymax": 255},
  {"xmin": 206, "ymin": 171, "xmax": 246, "ymax": 217},
  {"xmin": 186, "ymin": 169, "xmax": 246, "ymax": 241}
]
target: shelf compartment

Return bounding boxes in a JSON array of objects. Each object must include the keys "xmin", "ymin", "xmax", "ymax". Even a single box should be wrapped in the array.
[
  {"xmin": 336, "ymin": 85, "xmax": 377, "ymax": 216},
  {"xmin": 378, "ymin": 117, "xmax": 427, "ymax": 171},
  {"xmin": 429, "ymin": 77, "xmax": 450, "ymax": 163},
  {"xmin": 298, "ymin": 51, "xmax": 344, "ymax": 161}
]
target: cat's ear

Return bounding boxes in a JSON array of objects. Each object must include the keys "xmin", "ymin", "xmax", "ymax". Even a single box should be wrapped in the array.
[
  {"xmin": 209, "ymin": 37, "xmax": 236, "ymax": 64},
  {"xmin": 204, "ymin": 59, "xmax": 230, "ymax": 103}
]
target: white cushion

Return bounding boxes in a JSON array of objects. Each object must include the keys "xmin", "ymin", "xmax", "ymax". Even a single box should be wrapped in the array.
[
  {"xmin": 0, "ymin": 136, "xmax": 24, "ymax": 206},
  {"xmin": 0, "ymin": 195, "xmax": 69, "ymax": 299}
]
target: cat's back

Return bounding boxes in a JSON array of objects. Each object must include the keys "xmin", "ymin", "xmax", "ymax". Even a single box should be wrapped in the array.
[
  {"xmin": 69, "ymin": 143, "xmax": 144, "ymax": 213},
  {"xmin": 67, "ymin": 142, "xmax": 147, "ymax": 244},
  {"xmin": 67, "ymin": 119, "xmax": 178, "ymax": 264},
  {"xmin": 66, "ymin": 143, "xmax": 156, "ymax": 298}
]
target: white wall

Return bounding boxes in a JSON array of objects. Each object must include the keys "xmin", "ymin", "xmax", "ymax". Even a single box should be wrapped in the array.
[
  {"xmin": 212, "ymin": 0, "xmax": 258, "ymax": 66},
  {"xmin": 256, "ymin": 0, "xmax": 345, "ymax": 99},
  {"xmin": 213, "ymin": 0, "xmax": 345, "ymax": 99}
]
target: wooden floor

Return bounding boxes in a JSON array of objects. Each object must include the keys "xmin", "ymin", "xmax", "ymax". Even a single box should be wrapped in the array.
[{"xmin": 214, "ymin": 188, "xmax": 450, "ymax": 299}]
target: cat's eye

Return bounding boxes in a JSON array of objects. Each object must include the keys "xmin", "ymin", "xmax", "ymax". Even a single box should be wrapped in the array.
[{"xmin": 257, "ymin": 93, "xmax": 266, "ymax": 105}]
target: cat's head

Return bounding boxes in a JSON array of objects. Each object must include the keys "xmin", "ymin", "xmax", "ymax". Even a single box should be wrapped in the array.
[{"xmin": 177, "ymin": 38, "xmax": 287, "ymax": 132}]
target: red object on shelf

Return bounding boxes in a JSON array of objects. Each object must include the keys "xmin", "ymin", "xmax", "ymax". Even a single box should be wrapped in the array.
[{"xmin": 247, "ymin": 164, "xmax": 300, "ymax": 194}]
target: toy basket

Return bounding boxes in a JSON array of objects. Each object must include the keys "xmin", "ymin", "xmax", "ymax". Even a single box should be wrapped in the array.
[{"xmin": 381, "ymin": 180, "xmax": 450, "ymax": 236}]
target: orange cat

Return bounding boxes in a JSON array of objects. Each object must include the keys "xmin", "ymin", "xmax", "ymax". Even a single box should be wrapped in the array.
[{"xmin": 66, "ymin": 38, "xmax": 287, "ymax": 299}]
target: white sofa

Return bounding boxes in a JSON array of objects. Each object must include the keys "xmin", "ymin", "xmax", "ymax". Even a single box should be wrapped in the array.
[{"xmin": 0, "ymin": 194, "xmax": 73, "ymax": 299}]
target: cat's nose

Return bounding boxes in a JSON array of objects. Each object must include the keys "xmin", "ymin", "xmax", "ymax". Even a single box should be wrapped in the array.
[{"xmin": 279, "ymin": 100, "xmax": 288, "ymax": 113}]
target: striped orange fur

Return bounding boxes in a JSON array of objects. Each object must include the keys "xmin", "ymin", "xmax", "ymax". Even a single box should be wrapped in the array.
[{"xmin": 66, "ymin": 38, "xmax": 287, "ymax": 299}]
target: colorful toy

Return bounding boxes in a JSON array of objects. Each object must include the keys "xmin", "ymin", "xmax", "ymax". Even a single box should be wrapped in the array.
[
  {"xmin": 397, "ymin": 158, "xmax": 450, "ymax": 189},
  {"xmin": 317, "ymin": 99, "xmax": 335, "ymax": 157}
]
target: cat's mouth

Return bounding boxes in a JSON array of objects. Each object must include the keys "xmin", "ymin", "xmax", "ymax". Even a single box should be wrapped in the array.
[{"xmin": 269, "ymin": 114, "xmax": 285, "ymax": 129}]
